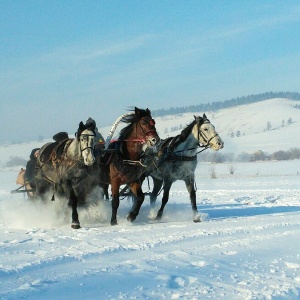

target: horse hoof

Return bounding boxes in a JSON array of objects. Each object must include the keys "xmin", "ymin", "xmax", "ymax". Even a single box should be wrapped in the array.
[
  {"xmin": 71, "ymin": 222, "xmax": 81, "ymax": 229},
  {"xmin": 111, "ymin": 220, "xmax": 118, "ymax": 226},
  {"xmin": 155, "ymin": 215, "xmax": 162, "ymax": 221},
  {"xmin": 127, "ymin": 214, "xmax": 136, "ymax": 223},
  {"xmin": 193, "ymin": 215, "xmax": 201, "ymax": 223}
]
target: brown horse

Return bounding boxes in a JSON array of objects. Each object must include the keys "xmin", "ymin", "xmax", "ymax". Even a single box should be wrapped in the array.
[{"xmin": 99, "ymin": 107, "xmax": 160, "ymax": 225}]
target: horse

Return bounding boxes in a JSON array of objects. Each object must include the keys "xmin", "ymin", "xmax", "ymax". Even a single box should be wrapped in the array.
[
  {"xmin": 98, "ymin": 107, "xmax": 160, "ymax": 225},
  {"xmin": 143, "ymin": 114, "xmax": 224, "ymax": 222},
  {"xmin": 34, "ymin": 121, "xmax": 96, "ymax": 229}
]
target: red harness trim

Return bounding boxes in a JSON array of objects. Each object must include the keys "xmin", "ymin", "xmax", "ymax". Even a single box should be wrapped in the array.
[{"xmin": 110, "ymin": 139, "xmax": 146, "ymax": 143}]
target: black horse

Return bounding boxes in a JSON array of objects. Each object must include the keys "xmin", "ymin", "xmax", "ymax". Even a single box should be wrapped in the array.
[
  {"xmin": 34, "ymin": 121, "xmax": 96, "ymax": 229},
  {"xmin": 143, "ymin": 114, "xmax": 224, "ymax": 222}
]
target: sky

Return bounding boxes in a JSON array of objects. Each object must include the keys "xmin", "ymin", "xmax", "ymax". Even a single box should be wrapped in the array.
[{"xmin": 1, "ymin": 0, "xmax": 300, "ymax": 144}]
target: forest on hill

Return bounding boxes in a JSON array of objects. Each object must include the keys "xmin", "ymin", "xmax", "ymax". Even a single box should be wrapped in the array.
[{"xmin": 152, "ymin": 91, "xmax": 300, "ymax": 117}]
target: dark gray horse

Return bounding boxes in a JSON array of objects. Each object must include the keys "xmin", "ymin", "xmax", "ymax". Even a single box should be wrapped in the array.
[
  {"xmin": 143, "ymin": 114, "xmax": 224, "ymax": 222},
  {"xmin": 34, "ymin": 121, "xmax": 96, "ymax": 229}
]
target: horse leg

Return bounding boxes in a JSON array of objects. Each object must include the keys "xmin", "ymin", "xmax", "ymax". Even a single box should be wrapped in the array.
[
  {"xmin": 184, "ymin": 177, "xmax": 201, "ymax": 223},
  {"xmin": 110, "ymin": 182, "xmax": 120, "ymax": 226},
  {"xmin": 127, "ymin": 183, "xmax": 144, "ymax": 222},
  {"xmin": 150, "ymin": 177, "xmax": 163, "ymax": 206},
  {"xmin": 35, "ymin": 179, "xmax": 50, "ymax": 201},
  {"xmin": 68, "ymin": 188, "xmax": 81, "ymax": 229},
  {"xmin": 99, "ymin": 183, "xmax": 109, "ymax": 201},
  {"xmin": 104, "ymin": 184, "xmax": 109, "ymax": 200},
  {"xmin": 156, "ymin": 181, "xmax": 172, "ymax": 221},
  {"xmin": 98, "ymin": 183, "xmax": 105, "ymax": 201}
]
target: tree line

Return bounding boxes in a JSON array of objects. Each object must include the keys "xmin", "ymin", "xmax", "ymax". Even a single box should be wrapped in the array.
[{"xmin": 152, "ymin": 91, "xmax": 300, "ymax": 117}]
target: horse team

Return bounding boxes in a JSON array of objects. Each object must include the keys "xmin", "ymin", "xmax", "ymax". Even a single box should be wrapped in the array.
[{"xmin": 29, "ymin": 107, "xmax": 224, "ymax": 229}]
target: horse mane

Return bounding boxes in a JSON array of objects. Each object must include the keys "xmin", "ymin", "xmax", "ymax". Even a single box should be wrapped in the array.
[
  {"xmin": 178, "ymin": 114, "xmax": 209, "ymax": 142},
  {"xmin": 178, "ymin": 120, "xmax": 197, "ymax": 142},
  {"xmin": 119, "ymin": 107, "xmax": 151, "ymax": 140},
  {"xmin": 167, "ymin": 115, "xmax": 208, "ymax": 152}
]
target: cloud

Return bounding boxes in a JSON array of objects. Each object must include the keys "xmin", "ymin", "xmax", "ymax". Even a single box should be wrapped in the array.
[
  {"xmin": 211, "ymin": 5, "xmax": 300, "ymax": 40},
  {"xmin": 39, "ymin": 34, "xmax": 158, "ymax": 63}
]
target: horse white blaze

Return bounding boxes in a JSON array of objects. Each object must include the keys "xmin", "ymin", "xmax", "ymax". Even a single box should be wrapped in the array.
[{"xmin": 80, "ymin": 130, "xmax": 95, "ymax": 166}]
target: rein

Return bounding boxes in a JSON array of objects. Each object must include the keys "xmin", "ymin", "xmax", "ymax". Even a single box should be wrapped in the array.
[
  {"xmin": 172, "ymin": 144, "xmax": 209, "ymax": 155},
  {"xmin": 110, "ymin": 138, "xmax": 146, "ymax": 144}
]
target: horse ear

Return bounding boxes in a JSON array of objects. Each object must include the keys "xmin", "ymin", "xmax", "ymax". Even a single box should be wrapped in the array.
[
  {"xmin": 76, "ymin": 122, "xmax": 85, "ymax": 139},
  {"xmin": 203, "ymin": 113, "xmax": 207, "ymax": 119},
  {"xmin": 146, "ymin": 108, "xmax": 150, "ymax": 115},
  {"xmin": 79, "ymin": 121, "xmax": 85, "ymax": 130},
  {"xmin": 194, "ymin": 115, "xmax": 202, "ymax": 123},
  {"xmin": 135, "ymin": 107, "xmax": 139, "ymax": 115}
]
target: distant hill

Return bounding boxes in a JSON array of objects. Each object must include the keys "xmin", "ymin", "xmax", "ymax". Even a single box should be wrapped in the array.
[
  {"xmin": 1, "ymin": 97, "xmax": 299, "ymax": 168},
  {"xmin": 152, "ymin": 91, "xmax": 300, "ymax": 117},
  {"xmin": 94, "ymin": 97, "xmax": 300, "ymax": 157}
]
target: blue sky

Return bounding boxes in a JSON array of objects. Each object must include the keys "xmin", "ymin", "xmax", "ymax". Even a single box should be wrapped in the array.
[{"xmin": 1, "ymin": 1, "xmax": 300, "ymax": 144}]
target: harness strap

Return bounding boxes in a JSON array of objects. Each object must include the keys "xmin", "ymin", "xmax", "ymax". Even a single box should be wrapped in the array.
[
  {"xmin": 123, "ymin": 159, "xmax": 147, "ymax": 167},
  {"xmin": 51, "ymin": 139, "xmax": 72, "ymax": 164},
  {"xmin": 166, "ymin": 155, "xmax": 197, "ymax": 162}
]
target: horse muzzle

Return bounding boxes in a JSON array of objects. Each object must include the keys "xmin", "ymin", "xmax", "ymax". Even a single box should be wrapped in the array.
[
  {"xmin": 148, "ymin": 137, "xmax": 159, "ymax": 146},
  {"xmin": 82, "ymin": 147, "xmax": 96, "ymax": 166},
  {"xmin": 143, "ymin": 132, "xmax": 158, "ymax": 146},
  {"xmin": 84, "ymin": 156, "xmax": 95, "ymax": 166},
  {"xmin": 210, "ymin": 138, "xmax": 224, "ymax": 151}
]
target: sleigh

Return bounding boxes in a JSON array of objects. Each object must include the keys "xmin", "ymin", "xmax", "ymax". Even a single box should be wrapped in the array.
[{"xmin": 11, "ymin": 168, "xmax": 35, "ymax": 199}]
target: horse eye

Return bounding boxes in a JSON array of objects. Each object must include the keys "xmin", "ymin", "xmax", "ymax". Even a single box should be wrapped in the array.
[{"xmin": 204, "ymin": 128, "xmax": 208, "ymax": 131}]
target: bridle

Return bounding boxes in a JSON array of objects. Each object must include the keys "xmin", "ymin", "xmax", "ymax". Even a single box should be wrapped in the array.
[
  {"xmin": 78, "ymin": 133, "xmax": 96, "ymax": 153},
  {"xmin": 137, "ymin": 117, "xmax": 157, "ymax": 140},
  {"xmin": 197, "ymin": 121, "xmax": 220, "ymax": 149},
  {"xmin": 120, "ymin": 117, "xmax": 158, "ymax": 144},
  {"xmin": 171, "ymin": 120, "xmax": 219, "ymax": 156},
  {"xmin": 122, "ymin": 116, "xmax": 158, "ymax": 167}
]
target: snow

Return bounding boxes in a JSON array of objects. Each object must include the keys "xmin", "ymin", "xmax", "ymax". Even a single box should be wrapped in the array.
[
  {"xmin": 0, "ymin": 99, "xmax": 300, "ymax": 299},
  {"xmin": 1, "ymin": 160, "xmax": 300, "ymax": 299}
]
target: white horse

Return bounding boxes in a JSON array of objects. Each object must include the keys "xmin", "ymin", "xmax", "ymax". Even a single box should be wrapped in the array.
[
  {"xmin": 35, "ymin": 121, "xmax": 96, "ymax": 229},
  {"xmin": 144, "ymin": 114, "xmax": 224, "ymax": 222}
]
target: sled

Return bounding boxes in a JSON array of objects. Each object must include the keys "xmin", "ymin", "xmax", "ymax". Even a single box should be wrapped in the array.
[{"xmin": 11, "ymin": 168, "xmax": 34, "ymax": 198}]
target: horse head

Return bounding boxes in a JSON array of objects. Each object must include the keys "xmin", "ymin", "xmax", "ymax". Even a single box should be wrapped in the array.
[
  {"xmin": 134, "ymin": 107, "xmax": 160, "ymax": 148},
  {"xmin": 119, "ymin": 107, "xmax": 160, "ymax": 152},
  {"xmin": 76, "ymin": 121, "xmax": 96, "ymax": 166},
  {"xmin": 194, "ymin": 114, "xmax": 224, "ymax": 151}
]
